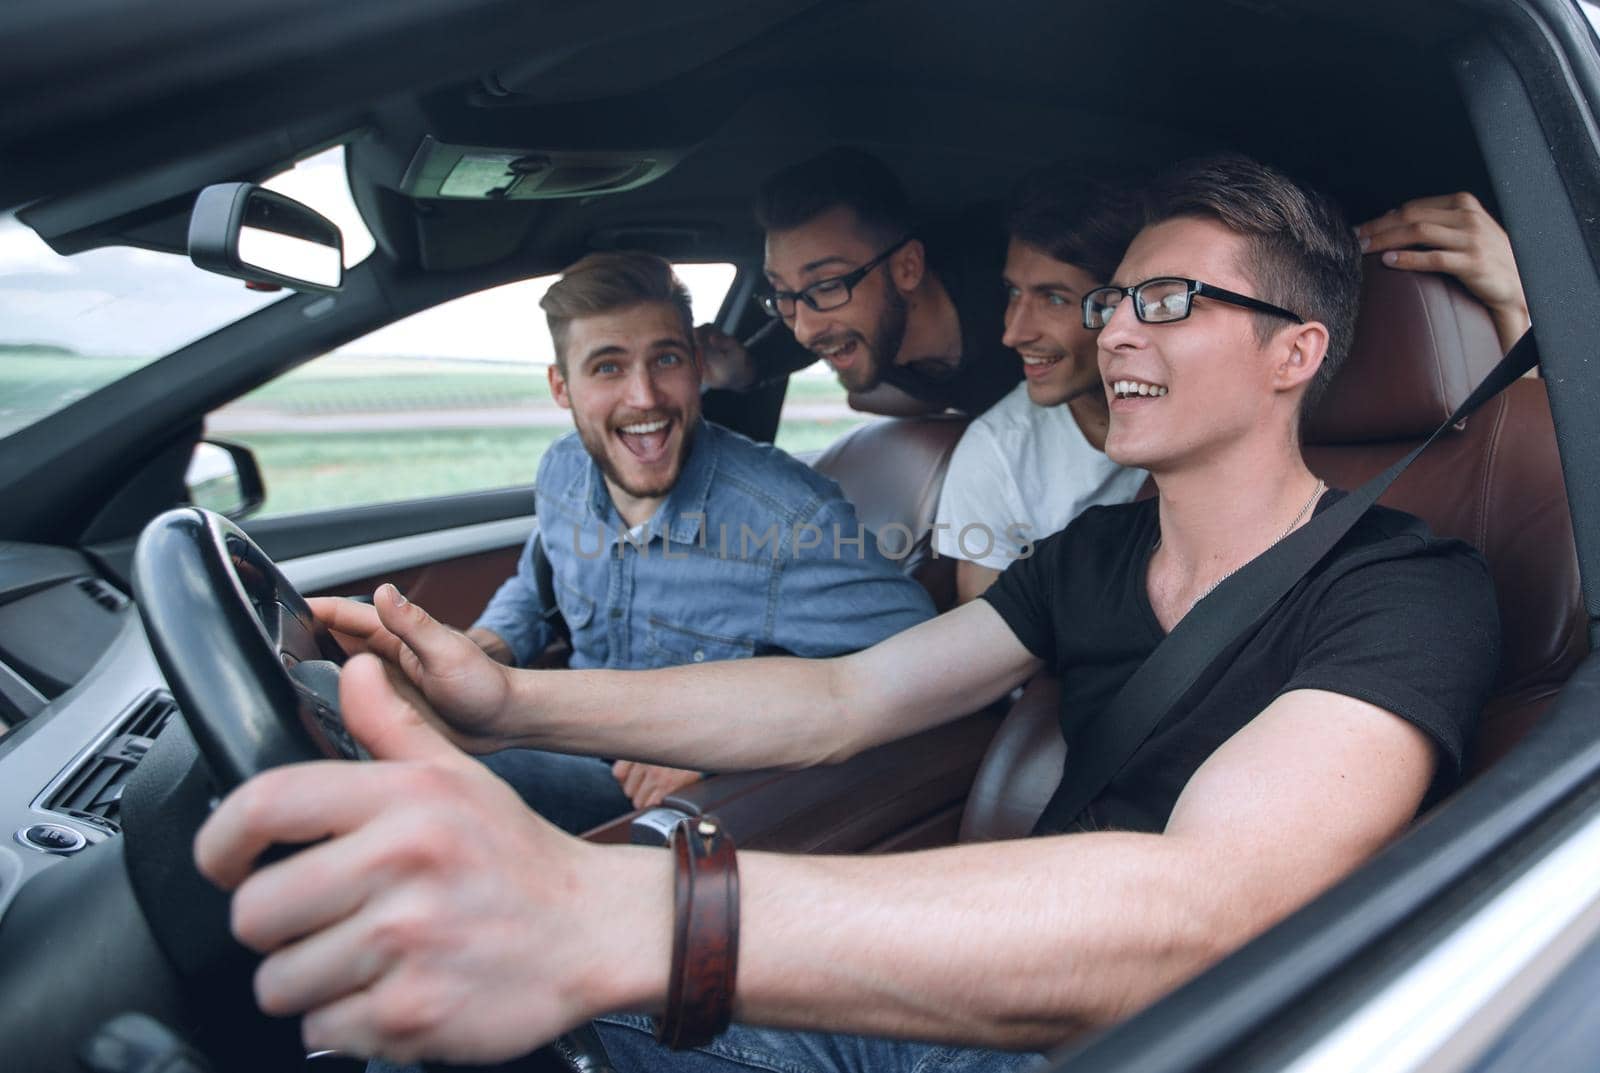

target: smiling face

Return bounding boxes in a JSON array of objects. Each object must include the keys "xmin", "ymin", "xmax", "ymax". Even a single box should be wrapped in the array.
[
  {"xmin": 1098, "ymin": 216, "xmax": 1314, "ymax": 474},
  {"xmin": 763, "ymin": 205, "xmax": 910, "ymax": 393},
  {"xmin": 549, "ymin": 301, "xmax": 701, "ymax": 523},
  {"xmin": 1001, "ymin": 238, "xmax": 1107, "ymax": 408}
]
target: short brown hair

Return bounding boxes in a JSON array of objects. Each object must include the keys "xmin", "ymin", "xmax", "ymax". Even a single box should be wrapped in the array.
[
  {"xmin": 541, "ymin": 251, "xmax": 694, "ymax": 369},
  {"xmin": 1006, "ymin": 167, "xmax": 1141, "ymax": 284},
  {"xmin": 1141, "ymin": 154, "xmax": 1362, "ymax": 416},
  {"xmin": 753, "ymin": 147, "xmax": 912, "ymax": 248}
]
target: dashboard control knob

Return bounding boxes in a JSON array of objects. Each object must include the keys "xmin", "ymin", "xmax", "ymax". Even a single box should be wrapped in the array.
[{"xmin": 17, "ymin": 822, "xmax": 87, "ymax": 854}]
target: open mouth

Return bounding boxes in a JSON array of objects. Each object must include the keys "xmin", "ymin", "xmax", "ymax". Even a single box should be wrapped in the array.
[
  {"xmin": 1109, "ymin": 378, "xmax": 1169, "ymax": 400},
  {"xmin": 813, "ymin": 336, "xmax": 862, "ymax": 371},
  {"xmin": 616, "ymin": 416, "xmax": 674, "ymax": 462},
  {"xmin": 1021, "ymin": 353, "xmax": 1066, "ymax": 378}
]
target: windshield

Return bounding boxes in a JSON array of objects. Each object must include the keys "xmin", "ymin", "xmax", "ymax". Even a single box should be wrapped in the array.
[{"xmin": 0, "ymin": 146, "xmax": 374, "ymax": 441}]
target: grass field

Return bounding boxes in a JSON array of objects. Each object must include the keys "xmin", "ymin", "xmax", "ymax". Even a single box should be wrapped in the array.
[
  {"xmin": 232, "ymin": 427, "xmax": 557, "ymax": 514},
  {"xmin": 227, "ymin": 356, "xmax": 553, "ymax": 413},
  {"xmin": 220, "ymin": 354, "xmax": 859, "ymax": 413},
  {"xmin": 0, "ymin": 350, "xmax": 154, "ymax": 437}
]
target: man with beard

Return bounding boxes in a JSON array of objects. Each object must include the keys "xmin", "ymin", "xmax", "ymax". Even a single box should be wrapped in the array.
[
  {"xmin": 698, "ymin": 147, "xmax": 1022, "ymax": 416},
  {"xmin": 466, "ymin": 251, "xmax": 933, "ymax": 832}
]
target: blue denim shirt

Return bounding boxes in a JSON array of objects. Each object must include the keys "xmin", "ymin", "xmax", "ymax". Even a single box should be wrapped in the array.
[{"xmin": 474, "ymin": 420, "xmax": 935, "ymax": 668}]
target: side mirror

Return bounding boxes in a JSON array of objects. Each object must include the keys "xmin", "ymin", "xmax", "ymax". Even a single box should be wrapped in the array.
[
  {"xmin": 188, "ymin": 183, "xmax": 343, "ymax": 293},
  {"xmin": 185, "ymin": 438, "xmax": 265, "ymax": 519}
]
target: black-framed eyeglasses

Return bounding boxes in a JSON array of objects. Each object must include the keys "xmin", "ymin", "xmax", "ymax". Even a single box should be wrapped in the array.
[
  {"xmin": 755, "ymin": 235, "xmax": 913, "ymax": 319},
  {"xmin": 1081, "ymin": 277, "xmax": 1305, "ymax": 330}
]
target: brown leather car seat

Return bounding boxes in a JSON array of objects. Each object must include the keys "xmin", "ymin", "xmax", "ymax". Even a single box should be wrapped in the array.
[
  {"xmin": 961, "ymin": 257, "xmax": 1588, "ymax": 842},
  {"xmin": 810, "ymin": 413, "xmax": 971, "ymax": 611}
]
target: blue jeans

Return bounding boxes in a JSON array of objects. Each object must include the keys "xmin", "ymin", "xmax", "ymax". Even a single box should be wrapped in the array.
[
  {"xmin": 481, "ymin": 749, "xmax": 633, "ymax": 835},
  {"xmin": 368, "ymin": 1017, "xmax": 1044, "ymax": 1073},
  {"xmin": 593, "ymin": 1014, "xmax": 1047, "ymax": 1073}
]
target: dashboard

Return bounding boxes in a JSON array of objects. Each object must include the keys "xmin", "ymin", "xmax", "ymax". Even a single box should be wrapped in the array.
[
  {"xmin": 0, "ymin": 516, "xmax": 537, "ymax": 924},
  {"xmin": 0, "ymin": 541, "xmax": 172, "ymax": 918}
]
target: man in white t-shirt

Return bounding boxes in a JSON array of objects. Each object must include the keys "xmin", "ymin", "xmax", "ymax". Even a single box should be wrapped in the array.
[{"xmin": 935, "ymin": 174, "xmax": 1147, "ymax": 603}]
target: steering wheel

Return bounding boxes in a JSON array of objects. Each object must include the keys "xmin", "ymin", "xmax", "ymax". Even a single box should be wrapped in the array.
[
  {"xmin": 129, "ymin": 508, "xmax": 612, "ymax": 1073},
  {"xmin": 132, "ymin": 507, "xmax": 361, "ymax": 792}
]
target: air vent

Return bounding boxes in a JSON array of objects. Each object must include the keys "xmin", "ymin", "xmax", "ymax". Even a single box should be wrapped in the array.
[
  {"xmin": 43, "ymin": 694, "xmax": 177, "ymax": 833},
  {"xmin": 75, "ymin": 577, "xmax": 130, "ymax": 614}
]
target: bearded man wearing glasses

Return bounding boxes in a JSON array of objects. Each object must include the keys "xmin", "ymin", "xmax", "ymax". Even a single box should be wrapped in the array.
[{"xmin": 697, "ymin": 146, "xmax": 1023, "ymax": 416}]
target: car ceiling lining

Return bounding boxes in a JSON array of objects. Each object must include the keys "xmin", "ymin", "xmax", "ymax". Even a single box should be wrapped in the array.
[{"xmin": 8, "ymin": 0, "xmax": 1494, "ymax": 275}]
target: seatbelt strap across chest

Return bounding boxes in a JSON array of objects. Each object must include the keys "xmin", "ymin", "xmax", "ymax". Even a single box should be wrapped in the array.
[{"xmin": 531, "ymin": 529, "xmax": 571, "ymax": 647}]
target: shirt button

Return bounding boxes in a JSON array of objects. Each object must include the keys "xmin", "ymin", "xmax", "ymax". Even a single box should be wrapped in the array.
[
  {"xmin": 610, "ymin": 609, "xmax": 622, "ymax": 619},
  {"xmin": 693, "ymin": 650, "xmax": 705, "ymax": 662}
]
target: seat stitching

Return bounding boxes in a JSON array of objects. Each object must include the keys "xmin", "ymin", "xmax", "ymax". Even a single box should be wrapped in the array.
[
  {"xmin": 1412, "ymin": 275, "xmax": 1450, "ymax": 424},
  {"xmin": 1475, "ymin": 394, "xmax": 1510, "ymax": 554}
]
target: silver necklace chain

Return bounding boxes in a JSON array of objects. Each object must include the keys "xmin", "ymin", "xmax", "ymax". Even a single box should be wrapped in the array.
[{"xmin": 1156, "ymin": 477, "xmax": 1326, "ymax": 611}]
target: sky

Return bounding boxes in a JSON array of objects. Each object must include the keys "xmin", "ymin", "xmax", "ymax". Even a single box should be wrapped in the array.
[{"xmin": 0, "ymin": 147, "xmax": 734, "ymax": 365}]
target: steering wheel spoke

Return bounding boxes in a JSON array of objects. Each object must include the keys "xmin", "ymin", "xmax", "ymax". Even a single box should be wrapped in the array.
[{"xmin": 133, "ymin": 508, "xmax": 364, "ymax": 791}]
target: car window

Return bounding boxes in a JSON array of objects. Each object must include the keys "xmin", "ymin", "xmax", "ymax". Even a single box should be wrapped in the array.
[
  {"xmin": 0, "ymin": 214, "xmax": 283, "ymax": 440},
  {"xmin": 773, "ymin": 365, "xmax": 871, "ymax": 457},
  {"xmin": 0, "ymin": 146, "xmax": 374, "ymax": 442},
  {"xmin": 211, "ymin": 263, "xmax": 736, "ymax": 517}
]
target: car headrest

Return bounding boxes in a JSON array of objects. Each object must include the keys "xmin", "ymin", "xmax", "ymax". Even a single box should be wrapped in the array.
[{"xmin": 1302, "ymin": 255, "xmax": 1505, "ymax": 445}]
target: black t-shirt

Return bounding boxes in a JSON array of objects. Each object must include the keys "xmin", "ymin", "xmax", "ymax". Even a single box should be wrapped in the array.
[
  {"xmin": 750, "ymin": 212, "xmax": 1021, "ymax": 416},
  {"xmin": 980, "ymin": 492, "xmax": 1501, "ymax": 835},
  {"xmin": 875, "ymin": 214, "xmax": 1019, "ymax": 414}
]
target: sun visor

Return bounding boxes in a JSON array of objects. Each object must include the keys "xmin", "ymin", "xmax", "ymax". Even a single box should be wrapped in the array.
[{"xmin": 396, "ymin": 137, "xmax": 683, "ymax": 201}]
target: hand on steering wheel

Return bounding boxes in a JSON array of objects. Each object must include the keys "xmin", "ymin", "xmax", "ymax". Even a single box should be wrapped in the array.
[
  {"xmin": 308, "ymin": 585, "xmax": 516, "ymax": 755},
  {"xmin": 192, "ymin": 653, "xmax": 670, "ymax": 1065}
]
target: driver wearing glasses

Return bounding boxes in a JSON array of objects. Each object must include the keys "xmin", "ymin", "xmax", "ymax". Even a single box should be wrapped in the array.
[
  {"xmin": 696, "ymin": 147, "xmax": 1023, "ymax": 416},
  {"xmin": 1083, "ymin": 275, "xmax": 1305, "ymax": 330}
]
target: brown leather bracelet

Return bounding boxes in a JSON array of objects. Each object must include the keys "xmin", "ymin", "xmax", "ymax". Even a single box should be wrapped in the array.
[{"xmin": 653, "ymin": 814, "xmax": 739, "ymax": 1050}]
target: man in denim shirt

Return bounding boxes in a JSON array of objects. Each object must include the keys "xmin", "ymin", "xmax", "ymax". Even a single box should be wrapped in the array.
[{"xmin": 468, "ymin": 251, "xmax": 933, "ymax": 832}]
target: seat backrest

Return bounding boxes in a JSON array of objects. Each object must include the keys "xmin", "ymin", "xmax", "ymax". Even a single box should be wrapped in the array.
[
  {"xmin": 1304, "ymin": 260, "xmax": 1587, "ymax": 772},
  {"xmin": 959, "ymin": 672, "xmax": 1064, "ymax": 842},
  {"xmin": 811, "ymin": 414, "xmax": 970, "ymax": 611},
  {"xmin": 960, "ymin": 259, "xmax": 1587, "ymax": 841}
]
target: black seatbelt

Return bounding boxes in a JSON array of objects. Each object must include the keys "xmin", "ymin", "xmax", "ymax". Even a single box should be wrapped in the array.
[
  {"xmin": 1032, "ymin": 330, "xmax": 1540, "ymax": 835},
  {"xmin": 531, "ymin": 529, "xmax": 571, "ymax": 648}
]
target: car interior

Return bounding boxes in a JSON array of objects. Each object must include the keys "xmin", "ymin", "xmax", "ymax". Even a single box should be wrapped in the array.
[{"xmin": 2, "ymin": 1, "xmax": 1599, "ymax": 1072}]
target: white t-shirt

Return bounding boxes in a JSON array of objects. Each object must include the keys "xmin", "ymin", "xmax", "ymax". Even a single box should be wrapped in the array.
[{"xmin": 933, "ymin": 382, "xmax": 1147, "ymax": 570}]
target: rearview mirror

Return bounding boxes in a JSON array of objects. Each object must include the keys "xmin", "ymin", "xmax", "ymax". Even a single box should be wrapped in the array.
[{"xmin": 188, "ymin": 183, "xmax": 343, "ymax": 293}]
